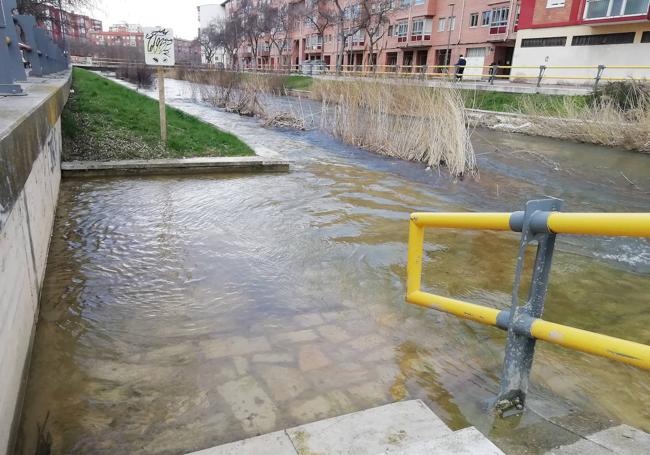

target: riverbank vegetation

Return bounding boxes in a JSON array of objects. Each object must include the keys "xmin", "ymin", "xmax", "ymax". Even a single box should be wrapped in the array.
[
  {"xmin": 315, "ymin": 80, "xmax": 476, "ymax": 177},
  {"xmin": 180, "ymin": 69, "xmax": 474, "ymax": 176},
  {"xmin": 62, "ymin": 68, "xmax": 253, "ymax": 161},
  {"xmin": 514, "ymin": 81, "xmax": 650, "ymax": 152}
]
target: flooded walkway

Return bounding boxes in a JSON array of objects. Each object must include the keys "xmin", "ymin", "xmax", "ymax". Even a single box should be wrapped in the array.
[{"xmin": 17, "ymin": 78, "xmax": 650, "ymax": 454}]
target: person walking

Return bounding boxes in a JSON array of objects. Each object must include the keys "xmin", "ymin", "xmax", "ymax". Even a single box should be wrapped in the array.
[{"xmin": 455, "ymin": 55, "xmax": 467, "ymax": 81}]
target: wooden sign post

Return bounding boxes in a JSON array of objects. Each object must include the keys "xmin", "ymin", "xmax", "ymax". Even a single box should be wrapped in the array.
[{"xmin": 143, "ymin": 27, "xmax": 175, "ymax": 142}]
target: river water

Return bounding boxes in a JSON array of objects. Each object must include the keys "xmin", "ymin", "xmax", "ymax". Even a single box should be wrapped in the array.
[{"xmin": 17, "ymin": 78, "xmax": 650, "ymax": 454}]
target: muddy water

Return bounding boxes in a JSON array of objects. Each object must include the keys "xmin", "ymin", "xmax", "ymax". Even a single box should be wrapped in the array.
[{"xmin": 18, "ymin": 80, "xmax": 650, "ymax": 454}]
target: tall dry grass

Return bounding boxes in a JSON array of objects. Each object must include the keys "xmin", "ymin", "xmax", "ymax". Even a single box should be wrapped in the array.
[
  {"xmin": 313, "ymin": 80, "xmax": 476, "ymax": 177},
  {"xmin": 516, "ymin": 82, "xmax": 650, "ymax": 153},
  {"xmin": 182, "ymin": 69, "xmax": 306, "ymax": 128}
]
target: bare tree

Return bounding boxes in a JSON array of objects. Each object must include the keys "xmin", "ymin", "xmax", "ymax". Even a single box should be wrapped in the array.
[
  {"xmin": 229, "ymin": 0, "xmax": 275, "ymax": 71},
  {"xmin": 301, "ymin": 0, "xmax": 335, "ymax": 62},
  {"xmin": 332, "ymin": 0, "xmax": 364, "ymax": 74},
  {"xmin": 267, "ymin": 4, "xmax": 293, "ymax": 71},
  {"xmin": 210, "ymin": 17, "xmax": 243, "ymax": 69},
  {"xmin": 17, "ymin": 0, "xmax": 95, "ymax": 22},
  {"xmin": 359, "ymin": 0, "xmax": 392, "ymax": 70},
  {"xmin": 199, "ymin": 26, "xmax": 219, "ymax": 64}
]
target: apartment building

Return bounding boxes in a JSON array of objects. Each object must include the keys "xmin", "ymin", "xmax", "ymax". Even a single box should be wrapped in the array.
[
  {"xmin": 40, "ymin": 6, "xmax": 102, "ymax": 43},
  {"xmin": 175, "ymin": 38, "xmax": 203, "ymax": 65},
  {"xmin": 226, "ymin": 0, "xmax": 520, "ymax": 76},
  {"xmin": 511, "ymin": 0, "xmax": 650, "ymax": 83},
  {"xmin": 90, "ymin": 25, "xmax": 144, "ymax": 48}
]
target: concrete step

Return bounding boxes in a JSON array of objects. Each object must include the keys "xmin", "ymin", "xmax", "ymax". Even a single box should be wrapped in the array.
[
  {"xmin": 381, "ymin": 427, "xmax": 504, "ymax": 455},
  {"xmin": 546, "ymin": 424, "xmax": 650, "ymax": 455},
  {"xmin": 188, "ymin": 399, "xmax": 503, "ymax": 455}
]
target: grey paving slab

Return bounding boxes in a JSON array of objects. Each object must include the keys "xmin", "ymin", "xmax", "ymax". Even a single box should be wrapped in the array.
[
  {"xmin": 386, "ymin": 427, "xmax": 505, "ymax": 455},
  {"xmin": 586, "ymin": 425, "xmax": 650, "ymax": 454},
  {"xmin": 285, "ymin": 399, "xmax": 452, "ymax": 455},
  {"xmin": 186, "ymin": 431, "xmax": 296, "ymax": 455},
  {"xmin": 546, "ymin": 424, "xmax": 650, "ymax": 455}
]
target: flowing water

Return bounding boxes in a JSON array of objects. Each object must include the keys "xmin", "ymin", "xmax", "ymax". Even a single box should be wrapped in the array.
[{"xmin": 17, "ymin": 78, "xmax": 650, "ymax": 454}]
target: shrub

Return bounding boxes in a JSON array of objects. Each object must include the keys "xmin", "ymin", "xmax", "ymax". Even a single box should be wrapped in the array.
[
  {"xmin": 115, "ymin": 64, "xmax": 154, "ymax": 89},
  {"xmin": 591, "ymin": 81, "xmax": 650, "ymax": 112}
]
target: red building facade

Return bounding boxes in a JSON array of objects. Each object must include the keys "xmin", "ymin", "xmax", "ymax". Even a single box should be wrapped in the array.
[
  {"xmin": 511, "ymin": 0, "xmax": 650, "ymax": 83},
  {"xmin": 227, "ymin": 0, "xmax": 521, "ymax": 76},
  {"xmin": 41, "ymin": 6, "xmax": 102, "ymax": 43}
]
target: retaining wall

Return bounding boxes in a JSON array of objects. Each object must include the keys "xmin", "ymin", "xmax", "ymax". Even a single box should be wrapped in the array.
[{"xmin": 0, "ymin": 73, "xmax": 71, "ymax": 454}]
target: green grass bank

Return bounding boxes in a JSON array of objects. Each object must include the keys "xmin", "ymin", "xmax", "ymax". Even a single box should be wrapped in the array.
[
  {"xmin": 273, "ymin": 75, "xmax": 586, "ymax": 113},
  {"xmin": 62, "ymin": 68, "xmax": 254, "ymax": 161}
]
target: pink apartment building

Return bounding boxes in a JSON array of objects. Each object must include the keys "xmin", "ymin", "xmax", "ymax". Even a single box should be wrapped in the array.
[{"xmin": 225, "ymin": 0, "xmax": 520, "ymax": 76}]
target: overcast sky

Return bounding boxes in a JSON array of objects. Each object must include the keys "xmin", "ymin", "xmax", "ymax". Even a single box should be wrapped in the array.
[{"xmin": 89, "ymin": 0, "xmax": 207, "ymax": 40}]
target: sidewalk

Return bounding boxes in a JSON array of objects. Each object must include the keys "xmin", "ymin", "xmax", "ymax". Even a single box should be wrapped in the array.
[{"xmin": 316, "ymin": 74, "xmax": 592, "ymax": 96}]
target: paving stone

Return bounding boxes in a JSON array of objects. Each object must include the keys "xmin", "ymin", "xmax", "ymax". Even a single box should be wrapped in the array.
[
  {"xmin": 364, "ymin": 346, "xmax": 396, "ymax": 362},
  {"xmin": 273, "ymin": 329, "xmax": 319, "ymax": 344},
  {"xmin": 309, "ymin": 362, "xmax": 368, "ymax": 389},
  {"xmin": 260, "ymin": 366, "xmax": 308, "ymax": 402},
  {"xmin": 298, "ymin": 344, "xmax": 332, "ymax": 372},
  {"xmin": 286, "ymin": 399, "xmax": 452, "ymax": 454},
  {"xmin": 251, "ymin": 353, "xmax": 293, "ymax": 363},
  {"xmin": 289, "ymin": 395, "xmax": 332, "ymax": 422},
  {"xmin": 187, "ymin": 431, "xmax": 296, "ymax": 455},
  {"xmin": 322, "ymin": 309, "xmax": 358, "ymax": 323},
  {"xmin": 586, "ymin": 424, "xmax": 650, "ymax": 453},
  {"xmin": 375, "ymin": 364, "xmax": 403, "ymax": 384},
  {"xmin": 349, "ymin": 382, "xmax": 390, "ymax": 404},
  {"xmin": 232, "ymin": 356, "xmax": 249, "ymax": 376},
  {"xmin": 325, "ymin": 390, "xmax": 355, "ymax": 415},
  {"xmin": 350, "ymin": 333, "xmax": 385, "ymax": 352},
  {"xmin": 217, "ymin": 376, "xmax": 276, "ymax": 435},
  {"xmin": 200, "ymin": 336, "xmax": 271, "ymax": 360},
  {"xmin": 294, "ymin": 313, "xmax": 325, "ymax": 328},
  {"xmin": 317, "ymin": 324, "xmax": 351, "ymax": 343},
  {"xmin": 396, "ymin": 427, "xmax": 505, "ymax": 454}
]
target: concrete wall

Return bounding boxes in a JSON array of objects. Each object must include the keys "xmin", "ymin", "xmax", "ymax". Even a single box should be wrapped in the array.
[
  {"xmin": 511, "ymin": 24, "xmax": 650, "ymax": 84},
  {"xmin": 0, "ymin": 73, "xmax": 70, "ymax": 455}
]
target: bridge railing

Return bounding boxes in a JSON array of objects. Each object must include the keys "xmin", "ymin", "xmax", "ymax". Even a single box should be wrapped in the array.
[
  {"xmin": 0, "ymin": 0, "xmax": 69, "ymax": 95},
  {"xmin": 406, "ymin": 198, "xmax": 650, "ymax": 416}
]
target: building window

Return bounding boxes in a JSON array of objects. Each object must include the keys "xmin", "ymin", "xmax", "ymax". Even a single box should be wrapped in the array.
[
  {"xmin": 571, "ymin": 32, "xmax": 636, "ymax": 45},
  {"xmin": 469, "ymin": 13, "xmax": 479, "ymax": 27},
  {"xmin": 521, "ymin": 36, "xmax": 567, "ymax": 47},
  {"xmin": 585, "ymin": 0, "xmax": 650, "ymax": 19},
  {"xmin": 642, "ymin": 31, "xmax": 650, "ymax": 43},
  {"xmin": 438, "ymin": 17, "xmax": 446, "ymax": 32},
  {"xmin": 412, "ymin": 19, "xmax": 424, "ymax": 36},
  {"xmin": 481, "ymin": 11, "xmax": 491, "ymax": 26},
  {"xmin": 490, "ymin": 7, "xmax": 509, "ymax": 27},
  {"xmin": 396, "ymin": 21, "xmax": 408, "ymax": 42},
  {"xmin": 546, "ymin": 0, "xmax": 565, "ymax": 8},
  {"xmin": 448, "ymin": 16, "xmax": 456, "ymax": 30},
  {"xmin": 388, "ymin": 25, "xmax": 393, "ymax": 36}
]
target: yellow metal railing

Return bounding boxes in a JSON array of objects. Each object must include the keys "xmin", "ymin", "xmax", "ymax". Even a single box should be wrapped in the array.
[{"xmin": 406, "ymin": 210, "xmax": 650, "ymax": 371}]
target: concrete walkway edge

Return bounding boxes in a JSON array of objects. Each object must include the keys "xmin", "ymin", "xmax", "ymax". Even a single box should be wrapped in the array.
[{"xmin": 61, "ymin": 156, "xmax": 290, "ymax": 177}]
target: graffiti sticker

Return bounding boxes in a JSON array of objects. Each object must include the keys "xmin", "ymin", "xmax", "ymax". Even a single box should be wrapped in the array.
[{"xmin": 143, "ymin": 27, "xmax": 175, "ymax": 66}]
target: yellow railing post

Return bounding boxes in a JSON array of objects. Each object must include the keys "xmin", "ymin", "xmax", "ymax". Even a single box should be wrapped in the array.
[
  {"xmin": 406, "ymin": 217, "xmax": 424, "ymax": 297},
  {"xmin": 404, "ymin": 199, "xmax": 650, "ymax": 417}
]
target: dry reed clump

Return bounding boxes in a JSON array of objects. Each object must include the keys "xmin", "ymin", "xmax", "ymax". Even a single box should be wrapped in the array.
[
  {"xmin": 314, "ymin": 80, "xmax": 476, "ymax": 177},
  {"xmin": 182, "ymin": 69, "xmax": 305, "ymax": 126},
  {"xmin": 516, "ymin": 83, "xmax": 650, "ymax": 153}
]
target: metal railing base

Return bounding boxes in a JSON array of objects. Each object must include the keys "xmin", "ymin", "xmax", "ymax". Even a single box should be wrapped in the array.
[{"xmin": 0, "ymin": 84, "xmax": 25, "ymax": 95}]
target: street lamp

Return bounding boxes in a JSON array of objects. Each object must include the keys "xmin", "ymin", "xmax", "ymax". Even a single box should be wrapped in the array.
[{"xmin": 445, "ymin": 3, "xmax": 455, "ymax": 71}]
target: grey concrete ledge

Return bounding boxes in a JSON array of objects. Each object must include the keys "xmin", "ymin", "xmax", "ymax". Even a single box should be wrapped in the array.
[{"xmin": 61, "ymin": 156, "xmax": 290, "ymax": 177}]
